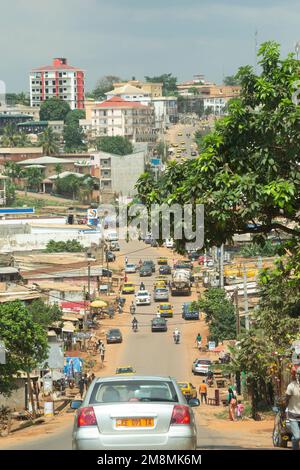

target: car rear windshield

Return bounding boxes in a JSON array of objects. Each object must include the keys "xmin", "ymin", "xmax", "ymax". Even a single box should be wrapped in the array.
[
  {"xmin": 109, "ymin": 329, "xmax": 120, "ymax": 335},
  {"xmin": 156, "ymin": 289, "xmax": 168, "ymax": 293},
  {"xmin": 89, "ymin": 380, "xmax": 178, "ymax": 404},
  {"xmin": 160, "ymin": 305, "xmax": 171, "ymax": 310},
  {"xmin": 197, "ymin": 360, "xmax": 211, "ymax": 365}
]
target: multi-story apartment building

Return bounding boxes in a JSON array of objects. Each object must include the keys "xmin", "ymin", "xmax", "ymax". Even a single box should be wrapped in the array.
[
  {"xmin": 30, "ymin": 58, "xmax": 85, "ymax": 110},
  {"xmin": 80, "ymin": 96, "xmax": 155, "ymax": 142},
  {"xmin": 113, "ymin": 80, "xmax": 163, "ymax": 98}
]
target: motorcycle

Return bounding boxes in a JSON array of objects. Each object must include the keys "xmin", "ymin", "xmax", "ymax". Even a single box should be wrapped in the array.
[
  {"xmin": 132, "ymin": 322, "xmax": 138, "ymax": 332},
  {"xmin": 173, "ymin": 333, "xmax": 180, "ymax": 344},
  {"xmin": 272, "ymin": 399, "xmax": 292, "ymax": 448},
  {"xmin": 130, "ymin": 305, "xmax": 136, "ymax": 315}
]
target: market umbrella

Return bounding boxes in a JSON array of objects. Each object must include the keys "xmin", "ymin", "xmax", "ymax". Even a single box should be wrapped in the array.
[{"xmin": 90, "ymin": 300, "xmax": 107, "ymax": 308}]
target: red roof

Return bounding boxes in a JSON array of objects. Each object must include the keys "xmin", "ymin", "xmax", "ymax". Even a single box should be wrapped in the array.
[
  {"xmin": 32, "ymin": 64, "xmax": 82, "ymax": 71},
  {"xmin": 95, "ymin": 96, "xmax": 147, "ymax": 109}
]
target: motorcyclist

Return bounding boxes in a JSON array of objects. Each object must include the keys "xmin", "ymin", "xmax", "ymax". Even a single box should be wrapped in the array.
[
  {"xmin": 286, "ymin": 367, "xmax": 300, "ymax": 449},
  {"xmin": 132, "ymin": 317, "xmax": 138, "ymax": 331},
  {"xmin": 140, "ymin": 281, "xmax": 145, "ymax": 291},
  {"xmin": 173, "ymin": 328, "xmax": 180, "ymax": 343}
]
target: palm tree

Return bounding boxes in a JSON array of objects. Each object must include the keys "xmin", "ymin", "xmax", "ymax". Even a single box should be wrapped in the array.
[
  {"xmin": 3, "ymin": 161, "xmax": 24, "ymax": 179},
  {"xmin": 25, "ymin": 167, "xmax": 44, "ymax": 192},
  {"xmin": 54, "ymin": 163, "xmax": 63, "ymax": 176},
  {"xmin": 0, "ymin": 124, "xmax": 19, "ymax": 147},
  {"xmin": 38, "ymin": 127, "xmax": 59, "ymax": 155},
  {"xmin": 78, "ymin": 177, "xmax": 94, "ymax": 203}
]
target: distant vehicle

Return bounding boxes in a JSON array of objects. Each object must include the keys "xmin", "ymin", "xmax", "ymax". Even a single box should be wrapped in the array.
[
  {"xmin": 159, "ymin": 265, "xmax": 171, "ymax": 275},
  {"xmin": 192, "ymin": 359, "xmax": 212, "ymax": 375},
  {"xmin": 177, "ymin": 382, "xmax": 197, "ymax": 400},
  {"xmin": 125, "ymin": 264, "xmax": 137, "ymax": 274},
  {"xmin": 135, "ymin": 290, "xmax": 151, "ymax": 305},
  {"xmin": 182, "ymin": 302, "xmax": 199, "ymax": 320},
  {"xmin": 77, "ymin": 216, "xmax": 87, "ymax": 225},
  {"xmin": 187, "ymin": 251, "xmax": 201, "ymax": 261},
  {"xmin": 143, "ymin": 260, "xmax": 155, "ymax": 272},
  {"xmin": 101, "ymin": 268, "xmax": 112, "ymax": 278},
  {"xmin": 106, "ymin": 251, "xmax": 116, "ymax": 262},
  {"xmin": 178, "ymin": 132, "xmax": 183, "ymax": 136},
  {"xmin": 171, "ymin": 270, "xmax": 191, "ymax": 296},
  {"xmin": 139, "ymin": 265, "xmax": 152, "ymax": 277},
  {"xmin": 122, "ymin": 283, "xmax": 135, "ymax": 294},
  {"xmin": 72, "ymin": 375, "xmax": 199, "ymax": 450},
  {"xmin": 191, "ymin": 151, "xmax": 197, "ymax": 156},
  {"xmin": 150, "ymin": 239, "xmax": 158, "ymax": 247},
  {"xmin": 164, "ymin": 238, "xmax": 174, "ymax": 249},
  {"xmin": 157, "ymin": 257, "xmax": 168, "ymax": 265},
  {"xmin": 159, "ymin": 302, "xmax": 174, "ymax": 318},
  {"xmin": 106, "ymin": 328, "xmax": 122, "ymax": 344},
  {"xmin": 106, "ymin": 231, "xmax": 118, "ymax": 242},
  {"xmin": 115, "ymin": 366, "xmax": 135, "ymax": 375},
  {"xmin": 109, "ymin": 241, "xmax": 120, "ymax": 251},
  {"xmin": 174, "ymin": 260, "xmax": 193, "ymax": 271},
  {"xmin": 144, "ymin": 233, "xmax": 153, "ymax": 244},
  {"xmin": 151, "ymin": 317, "xmax": 168, "ymax": 332},
  {"xmin": 153, "ymin": 288, "xmax": 169, "ymax": 302}
]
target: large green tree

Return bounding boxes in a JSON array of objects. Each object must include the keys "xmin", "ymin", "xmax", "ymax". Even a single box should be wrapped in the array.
[
  {"xmin": 37, "ymin": 127, "xmax": 59, "ymax": 155},
  {"xmin": 63, "ymin": 122, "xmax": 86, "ymax": 152},
  {"xmin": 96, "ymin": 136, "xmax": 133, "ymax": 155},
  {"xmin": 91, "ymin": 75, "xmax": 122, "ymax": 100},
  {"xmin": 0, "ymin": 301, "xmax": 48, "ymax": 413},
  {"xmin": 137, "ymin": 42, "xmax": 300, "ymax": 248},
  {"xmin": 25, "ymin": 167, "xmax": 44, "ymax": 192},
  {"xmin": 40, "ymin": 98, "xmax": 71, "ymax": 122}
]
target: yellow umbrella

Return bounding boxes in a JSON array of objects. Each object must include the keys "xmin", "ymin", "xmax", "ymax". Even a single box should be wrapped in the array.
[{"xmin": 90, "ymin": 300, "xmax": 107, "ymax": 308}]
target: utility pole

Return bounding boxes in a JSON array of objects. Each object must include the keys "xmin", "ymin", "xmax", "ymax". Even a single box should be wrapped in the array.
[
  {"xmin": 243, "ymin": 265, "xmax": 250, "ymax": 330},
  {"xmin": 234, "ymin": 287, "xmax": 240, "ymax": 336},
  {"xmin": 219, "ymin": 244, "xmax": 224, "ymax": 288}
]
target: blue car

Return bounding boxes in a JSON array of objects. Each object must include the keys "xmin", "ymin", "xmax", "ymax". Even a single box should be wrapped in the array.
[
  {"xmin": 159, "ymin": 265, "xmax": 171, "ymax": 275},
  {"xmin": 182, "ymin": 302, "xmax": 199, "ymax": 320}
]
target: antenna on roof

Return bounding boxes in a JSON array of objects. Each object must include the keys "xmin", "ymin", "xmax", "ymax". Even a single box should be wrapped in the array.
[{"xmin": 254, "ymin": 29, "xmax": 258, "ymax": 73}]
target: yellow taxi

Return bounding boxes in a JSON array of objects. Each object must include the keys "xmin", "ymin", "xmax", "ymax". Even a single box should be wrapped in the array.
[
  {"xmin": 180, "ymin": 141, "xmax": 185, "ymax": 145},
  {"xmin": 154, "ymin": 280, "xmax": 167, "ymax": 289},
  {"xmin": 173, "ymin": 143, "xmax": 179, "ymax": 148},
  {"xmin": 159, "ymin": 302, "xmax": 173, "ymax": 318},
  {"xmin": 157, "ymin": 257, "xmax": 168, "ymax": 265},
  {"xmin": 116, "ymin": 366, "xmax": 135, "ymax": 375},
  {"xmin": 122, "ymin": 283, "xmax": 135, "ymax": 294},
  {"xmin": 177, "ymin": 131, "xmax": 183, "ymax": 136},
  {"xmin": 177, "ymin": 382, "xmax": 197, "ymax": 400}
]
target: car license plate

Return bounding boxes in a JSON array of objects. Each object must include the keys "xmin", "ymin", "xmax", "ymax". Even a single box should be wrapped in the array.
[{"xmin": 116, "ymin": 418, "xmax": 154, "ymax": 428}]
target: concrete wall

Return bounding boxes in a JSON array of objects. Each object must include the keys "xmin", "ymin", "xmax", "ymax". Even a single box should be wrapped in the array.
[
  {"xmin": 0, "ymin": 217, "xmax": 66, "ymax": 226},
  {"xmin": 0, "ymin": 231, "xmax": 101, "ymax": 253},
  {"xmin": 110, "ymin": 152, "xmax": 145, "ymax": 196},
  {"xmin": 0, "ymin": 378, "xmax": 26, "ymax": 411}
]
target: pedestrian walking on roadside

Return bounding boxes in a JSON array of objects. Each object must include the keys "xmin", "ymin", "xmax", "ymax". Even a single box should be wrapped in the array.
[
  {"xmin": 125, "ymin": 256, "xmax": 128, "ymax": 265},
  {"xmin": 286, "ymin": 367, "xmax": 300, "ymax": 450},
  {"xmin": 236, "ymin": 400, "xmax": 244, "ymax": 421},
  {"xmin": 199, "ymin": 380, "xmax": 208, "ymax": 404},
  {"xmin": 227, "ymin": 387, "xmax": 237, "ymax": 421},
  {"xmin": 83, "ymin": 373, "xmax": 89, "ymax": 391},
  {"xmin": 78, "ymin": 376, "xmax": 85, "ymax": 399}
]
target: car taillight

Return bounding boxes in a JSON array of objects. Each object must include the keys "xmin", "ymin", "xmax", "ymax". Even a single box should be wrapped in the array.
[
  {"xmin": 170, "ymin": 405, "xmax": 191, "ymax": 425},
  {"xmin": 77, "ymin": 407, "xmax": 97, "ymax": 427}
]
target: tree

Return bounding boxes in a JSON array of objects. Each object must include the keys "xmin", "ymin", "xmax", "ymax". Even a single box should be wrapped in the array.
[
  {"xmin": 5, "ymin": 92, "xmax": 30, "ymax": 106},
  {"xmin": 45, "ymin": 239, "xmax": 84, "ymax": 253},
  {"xmin": 0, "ymin": 124, "xmax": 19, "ymax": 147},
  {"xmin": 27, "ymin": 299, "xmax": 63, "ymax": 330},
  {"xmin": 5, "ymin": 180, "xmax": 16, "ymax": 205},
  {"xmin": 198, "ymin": 288, "xmax": 236, "ymax": 343},
  {"xmin": 39, "ymin": 98, "xmax": 71, "ymax": 122},
  {"xmin": 65, "ymin": 109, "xmax": 86, "ymax": 126},
  {"xmin": 136, "ymin": 42, "xmax": 300, "ymax": 249},
  {"xmin": 54, "ymin": 163, "xmax": 63, "ymax": 176},
  {"xmin": 223, "ymin": 75, "xmax": 240, "ymax": 86},
  {"xmin": 24, "ymin": 167, "xmax": 43, "ymax": 192},
  {"xmin": 145, "ymin": 74, "xmax": 177, "ymax": 96},
  {"xmin": 78, "ymin": 177, "xmax": 94, "ymax": 203},
  {"xmin": 37, "ymin": 127, "xmax": 59, "ymax": 155},
  {"xmin": 3, "ymin": 161, "xmax": 24, "ymax": 179},
  {"xmin": 54, "ymin": 174, "xmax": 81, "ymax": 199},
  {"xmin": 0, "ymin": 301, "xmax": 48, "ymax": 415},
  {"xmin": 92, "ymin": 75, "xmax": 122, "ymax": 100},
  {"xmin": 96, "ymin": 136, "xmax": 133, "ymax": 155},
  {"xmin": 63, "ymin": 123, "xmax": 86, "ymax": 152},
  {"xmin": 188, "ymin": 87, "xmax": 200, "ymax": 96}
]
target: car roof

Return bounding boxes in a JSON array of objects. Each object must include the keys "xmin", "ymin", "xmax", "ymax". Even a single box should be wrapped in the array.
[{"xmin": 95, "ymin": 375, "xmax": 174, "ymax": 383}]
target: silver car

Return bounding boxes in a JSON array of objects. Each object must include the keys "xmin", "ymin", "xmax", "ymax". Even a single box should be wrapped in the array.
[
  {"xmin": 72, "ymin": 375, "xmax": 199, "ymax": 450},
  {"xmin": 153, "ymin": 288, "xmax": 169, "ymax": 302}
]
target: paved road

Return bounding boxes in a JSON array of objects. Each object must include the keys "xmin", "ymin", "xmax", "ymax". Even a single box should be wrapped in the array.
[{"xmin": 1, "ymin": 241, "xmax": 271, "ymax": 450}]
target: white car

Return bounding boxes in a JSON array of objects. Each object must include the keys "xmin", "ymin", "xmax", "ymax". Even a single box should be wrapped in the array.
[
  {"xmin": 106, "ymin": 231, "xmax": 118, "ymax": 242},
  {"xmin": 125, "ymin": 263, "xmax": 137, "ymax": 274},
  {"xmin": 192, "ymin": 359, "xmax": 212, "ymax": 375},
  {"xmin": 165, "ymin": 238, "xmax": 174, "ymax": 248},
  {"xmin": 135, "ymin": 290, "xmax": 151, "ymax": 305}
]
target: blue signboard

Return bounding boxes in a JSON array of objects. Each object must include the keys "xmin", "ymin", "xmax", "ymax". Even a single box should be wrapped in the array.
[
  {"xmin": 0, "ymin": 207, "xmax": 35, "ymax": 215},
  {"xmin": 150, "ymin": 158, "xmax": 161, "ymax": 166}
]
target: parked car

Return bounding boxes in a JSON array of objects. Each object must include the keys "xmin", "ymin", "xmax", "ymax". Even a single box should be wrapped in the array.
[
  {"xmin": 143, "ymin": 260, "xmax": 155, "ymax": 272},
  {"xmin": 182, "ymin": 302, "xmax": 199, "ymax": 320},
  {"xmin": 192, "ymin": 359, "xmax": 212, "ymax": 375},
  {"xmin": 157, "ymin": 257, "xmax": 168, "ymax": 266},
  {"xmin": 139, "ymin": 265, "xmax": 152, "ymax": 277},
  {"xmin": 153, "ymin": 288, "xmax": 169, "ymax": 302},
  {"xmin": 106, "ymin": 231, "xmax": 118, "ymax": 242},
  {"xmin": 151, "ymin": 317, "xmax": 168, "ymax": 332},
  {"xmin": 191, "ymin": 151, "xmax": 197, "ymax": 156},
  {"xmin": 106, "ymin": 328, "xmax": 122, "ymax": 344},
  {"xmin": 106, "ymin": 251, "xmax": 116, "ymax": 262},
  {"xmin": 159, "ymin": 265, "xmax": 171, "ymax": 275},
  {"xmin": 177, "ymin": 382, "xmax": 197, "ymax": 400},
  {"xmin": 125, "ymin": 263, "xmax": 137, "ymax": 274},
  {"xmin": 72, "ymin": 375, "xmax": 199, "ymax": 450},
  {"xmin": 164, "ymin": 238, "xmax": 174, "ymax": 249},
  {"xmin": 187, "ymin": 251, "xmax": 201, "ymax": 261},
  {"xmin": 135, "ymin": 290, "xmax": 151, "ymax": 306},
  {"xmin": 115, "ymin": 366, "xmax": 135, "ymax": 375},
  {"xmin": 109, "ymin": 241, "xmax": 120, "ymax": 251}
]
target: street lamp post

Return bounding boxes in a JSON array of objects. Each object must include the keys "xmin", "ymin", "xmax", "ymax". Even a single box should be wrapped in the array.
[{"xmin": 295, "ymin": 42, "xmax": 300, "ymax": 60}]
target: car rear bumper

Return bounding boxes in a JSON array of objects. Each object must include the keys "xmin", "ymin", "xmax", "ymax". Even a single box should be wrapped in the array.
[{"xmin": 73, "ymin": 429, "xmax": 196, "ymax": 450}]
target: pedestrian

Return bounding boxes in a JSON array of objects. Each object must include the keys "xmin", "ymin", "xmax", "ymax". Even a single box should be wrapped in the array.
[
  {"xmin": 199, "ymin": 380, "xmax": 208, "ymax": 404},
  {"xmin": 78, "ymin": 376, "xmax": 85, "ymax": 399},
  {"xmin": 90, "ymin": 373, "xmax": 95, "ymax": 382},
  {"xmin": 236, "ymin": 400, "xmax": 244, "ymax": 421},
  {"xmin": 286, "ymin": 367, "xmax": 300, "ymax": 450},
  {"xmin": 83, "ymin": 373, "xmax": 89, "ymax": 391},
  {"xmin": 125, "ymin": 256, "xmax": 128, "ymax": 265},
  {"xmin": 227, "ymin": 387, "xmax": 237, "ymax": 421}
]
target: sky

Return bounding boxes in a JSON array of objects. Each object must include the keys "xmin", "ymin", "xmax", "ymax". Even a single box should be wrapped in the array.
[{"xmin": 1, "ymin": 0, "xmax": 300, "ymax": 92}]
